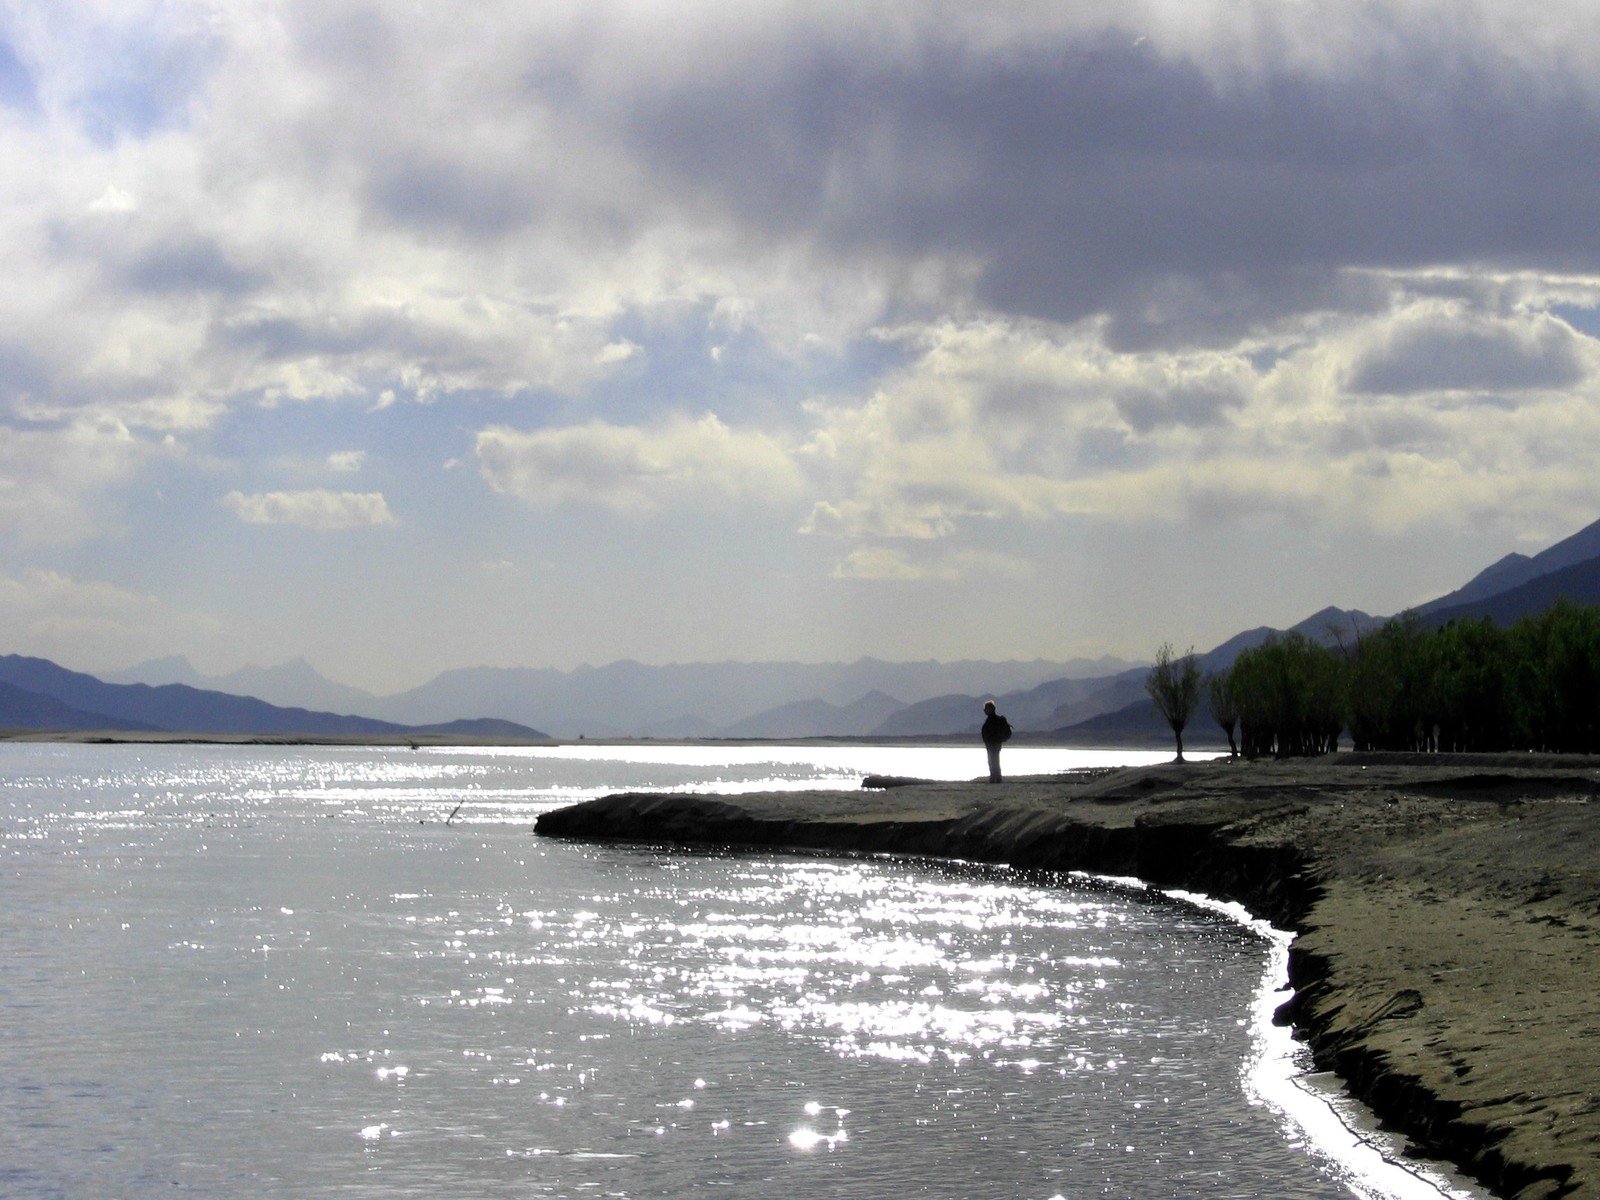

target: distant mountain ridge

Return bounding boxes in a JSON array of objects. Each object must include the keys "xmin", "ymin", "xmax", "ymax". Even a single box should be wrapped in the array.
[
  {"xmin": 108, "ymin": 654, "xmax": 1142, "ymax": 740},
  {"xmin": 0, "ymin": 655, "xmax": 548, "ymax": 740},
  {"xmin": 106, "ymin": 655, "xmax": 379, "ymax": 715},
  {"xmin": 1046, "ymin": 517, "xmax": 1600, "ymax": 748},
  {"xmin": 0, "ymin": 679, "xmax": 160, "ymax": 733},
  {"xmin": 720, "ymin": 690, "xmax": 907, "ymax": 739},
  {"xmin": 1416, "ymin": 519, "xmax": 1600, "ymax": 615},
  {"xmin": 18, "ymin": 515, "xmax": 1600, "ymax": 743},
  {"xmin": 1417, "ymin": 555, "xmax": 1600, "ymax": 630},
  {"xmin": 367, "ymin": 656, "xmax": 1144, "ymax": 738}
]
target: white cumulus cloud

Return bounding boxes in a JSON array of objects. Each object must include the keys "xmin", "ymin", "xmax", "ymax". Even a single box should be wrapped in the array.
[
  {"xmin": 220, "ymin": 489, "xmax": 396, "ymax": 529},
  {"xmin": 476, "ymin": 413, "xmax": 803, "ymax": 515}
]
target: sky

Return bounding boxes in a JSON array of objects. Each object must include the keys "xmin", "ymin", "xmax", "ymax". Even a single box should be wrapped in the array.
[{"xmin": 5, "ymin": 1, "xmax": 1600, "ymax": 694}]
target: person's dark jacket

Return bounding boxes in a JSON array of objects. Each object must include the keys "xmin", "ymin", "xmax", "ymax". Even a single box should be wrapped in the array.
[{"xmin": 981, "ymin": 712, "xmax": 1012, "ymax": 749}]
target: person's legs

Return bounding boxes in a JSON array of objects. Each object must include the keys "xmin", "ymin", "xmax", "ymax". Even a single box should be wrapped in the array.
[{"xmin": 986, "ymin": 745, "xmax": 1001, "ymax": 782}]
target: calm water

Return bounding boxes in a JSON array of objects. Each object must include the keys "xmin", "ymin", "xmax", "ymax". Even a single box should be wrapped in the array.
[{"xmin": 0, "ymin": 744, "xmax": 1480, "ymax": 1199}]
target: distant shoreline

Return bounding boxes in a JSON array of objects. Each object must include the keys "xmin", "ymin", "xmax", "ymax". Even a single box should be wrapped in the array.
[
  {"xmin": 0, "ymin": 728, "xmax": 1221, "ymax": 750},
  {"xmin": 535, "ymin": 754, "xmax": 1600, "ymax": 1200}
]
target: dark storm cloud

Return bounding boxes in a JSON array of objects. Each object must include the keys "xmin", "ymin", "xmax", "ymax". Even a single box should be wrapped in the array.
[
  {"xmin": 1113, "ymin": 376, "xmax": 1244, "ymax": 434},
  {"xmin": 1347, "ymin": 314, "xmax": 1590, "ymax": 394},
  {"xmin": 1098, "ymin": 269, "xmax": 1393, "ymax": 354},
  {"xmin": 1323, "ymin": 408, "xmax": 1447, "ymax": 457},
  {"xmin": 119, "ymin": 237, "xmax": 267, "ymax": 298},
  {"xmin": 587, "ymin": 19, "xmax": 1600, "ymax": 338},
  {"xmin": 219, "ymin": 310, "xmax": 449, "ymax": 363},
  {"xmin": 364, "ymin": 153, "xmax": 546, "ymax": 239}
]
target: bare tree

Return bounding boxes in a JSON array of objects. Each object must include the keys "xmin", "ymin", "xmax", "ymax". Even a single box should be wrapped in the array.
[{"xmin": 1146, "ymin": 642, "xmax": 1202, "ymax": 761}]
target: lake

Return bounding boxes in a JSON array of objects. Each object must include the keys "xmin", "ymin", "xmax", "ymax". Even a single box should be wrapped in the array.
[{"xmin": 0, "ymin": 743, "xmax": 1483, "ymax": 1199}]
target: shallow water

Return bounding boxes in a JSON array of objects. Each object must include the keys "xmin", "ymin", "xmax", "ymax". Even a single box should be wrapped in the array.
[{"xmin": 0, "ymin": 744, "xmax": 1478, "ymax": 1198}]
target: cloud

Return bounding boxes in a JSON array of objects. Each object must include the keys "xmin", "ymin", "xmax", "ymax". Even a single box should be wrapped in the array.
[
  {"xmin": 797, "ymin": 281, "xmax": 1600, "ymax": 550},
  {"xmin": 0, "ymin": 416, "xmax": 147, "ymax": 544},
  {"xmin": 831, "ymin": 545, "xmax": 1035, "ymax": 582},
  {"xmin": 1345, "ymin": 307, "xmax": 1592, "ymax": 395},
  {"xmin": 831, "ymin": 545, "xmax": 924, "ymax": 581},
  {"xmin": 10, "ymin": 0, "xmax": 1600, "ymax": 680},
  {"xmin": 0, "ymin": 566, "xmax": 158, "ymax": 618},
  {"xmin": 571, "ymin": 2, "xmax": 1600, "ymax": 341},
  {"xmin": 799, "ymin": 318, "xmax": 1255, "ymax": 540},
  {"xmin": 0, "ymin": 565, "xmax": 224, "ymax": 671},
  {"xmin": 116, "ymin": 235, "xmax": 266, "ymax": 297},
  {"xmin": 12, "ymin": 0, "xmax": 1600, "ymax": 455},
  {"xmin": 476, "ymin": 413, "xmax": 803, "ymax": 514},
  {"xmin": 221, "ymin": 489, "xmax": 396, "ymax": 529},
  {"xmin": 87, "ymin": 184, "xmax": 136, "ymax": 212},
  {"xmin": 595, "ymin": 340, "xmax": 638, "ymax": 365}
]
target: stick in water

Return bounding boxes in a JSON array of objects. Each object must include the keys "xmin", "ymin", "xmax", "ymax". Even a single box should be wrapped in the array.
[{"xmin": 445, "ymin": 801, "xmax": 465, "ymax": 825}]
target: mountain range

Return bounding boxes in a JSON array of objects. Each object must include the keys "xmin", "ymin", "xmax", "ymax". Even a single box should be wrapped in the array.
[
  {"xmin": 7, "ymin": 516, "xmax": 1600, "ymax": 742},
  {"xmin": 0, "ymin": 654, "xmax": 548, "ymax": 741},
  {"xmin": 1043, "ymin": 516, "xmax": 1600, "ymax": 747},
  {"xmin": 102, "ymin": 654, "xmax": 1140, "ymax": 740}
]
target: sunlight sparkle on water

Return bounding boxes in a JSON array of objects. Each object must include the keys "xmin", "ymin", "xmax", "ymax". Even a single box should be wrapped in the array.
[
  {"xmin": 563, "ymin": 860, "xmax": 1111, "ymax": 1070},
  {"xmin": 0, "ymin": 742, "xmax": 1482, "ymax": 1200}
]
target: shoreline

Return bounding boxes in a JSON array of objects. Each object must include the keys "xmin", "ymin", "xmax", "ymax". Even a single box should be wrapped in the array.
[
  {"xmin": 534, "ymin": 753, "xmax": 1600, "ymax": 1200},
  {"xmin": 0, "ymin": 728, "xmax": 1226, "ymax": 750}
]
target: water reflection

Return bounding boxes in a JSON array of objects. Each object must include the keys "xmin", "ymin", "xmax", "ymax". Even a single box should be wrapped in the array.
[{"xmin": 0, "ymin": 743, "xmax": 1481, "ymax": 1200}]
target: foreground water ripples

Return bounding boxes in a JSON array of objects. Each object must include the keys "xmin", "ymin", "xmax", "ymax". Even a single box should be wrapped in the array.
[{"xmin": 2, "ymin": 743, "xmax": 1485, "ymax": 1199}]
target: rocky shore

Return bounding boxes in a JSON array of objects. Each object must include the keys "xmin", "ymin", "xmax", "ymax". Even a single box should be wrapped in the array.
[{"xmin": 535, "ymin": 753, "xmax": 1600, "ymax": 1200}]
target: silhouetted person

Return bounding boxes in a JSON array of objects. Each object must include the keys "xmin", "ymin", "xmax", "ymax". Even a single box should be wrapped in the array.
[{"xmin": 981, "ymin": 700, "xmax": 1011, "ymax": 782}]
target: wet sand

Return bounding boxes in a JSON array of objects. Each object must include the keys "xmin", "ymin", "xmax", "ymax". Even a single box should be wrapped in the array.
[{"xmin": 535, "ymin": 753, "xmax": 1600, "ymax": 1200}]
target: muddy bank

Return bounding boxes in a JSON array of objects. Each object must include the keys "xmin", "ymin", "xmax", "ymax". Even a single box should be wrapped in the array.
[{"xmin": 535, "ymin": 753, "xmax": 1600, "ymax": 1200}]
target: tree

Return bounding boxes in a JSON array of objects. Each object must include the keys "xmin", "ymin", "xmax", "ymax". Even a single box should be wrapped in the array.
[
  {"xmin": 1205, "ymin": 671, "xmax": 1239, "ymax": 758},
  {"xmin": 1227, "ymin": 633, "xmax": 1346, "ymax": 758},
  {"xmin": 1146, "ymin": 642, "xmax": 1201, "ymax": 761},
  {"xmin": 1198, "ymin": 601, "xmax": 1600, "ymax": 759},
  {"xmin": 1347, "ymin": 614, "xmax": 1435, "ymax": 752},
  {"xmin": 1432, "ymin": 617, "xmax": 1511, "ymax": 752}
]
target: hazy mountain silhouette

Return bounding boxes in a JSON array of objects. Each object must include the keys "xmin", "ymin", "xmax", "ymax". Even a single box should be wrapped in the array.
[
  {"xmin": 0, "ymin": 655, "xmax": 546, "ymax": 739},
  {"xmin": 1052, "ymin": 697, "xmax": 1228, "ymax": 747},
  {"xmin": 882, "ymin": 606, "xmax": 1381, "ymax": 740},
  {"xmin": 633, "ymin": 714, "xmax": 723, "ymax": 740},
  {"xmin": 1418, "ymin": 555, "xmax": 1600, "ymax": 629},
  {"xmin": 871, "ymin": 673, "xmax": 1141, "ymax": 738},
  {"xmin": 108, "ymin": 655, "xmax": 378, "ymax": 714},
  {"xmin": 721, "ymin": 691, "xmax": 907, "ymax": 739},
  {"xmin": 105, "ymin": 655, "xmax": 208, "ymax": 688},
  {"xmin": 0, "ymin": 680, "xmax": 160, "ymax": 733},
  {"xmin": 1416, "ymin": 517, "xmax": 1600, "ymax": 615},
  {"xmin": 363, "ymin": 657, "xmax": 1138, "ymax": 738},
  {"xmin": 27, "ymin": 516, "xmax": 1600, "ymax": 742}
]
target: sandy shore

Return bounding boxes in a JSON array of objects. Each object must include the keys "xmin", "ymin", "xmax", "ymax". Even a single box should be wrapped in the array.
[{"xmin": 535, "ymin": 753, "xmax": 1600, "ymax": 1200}]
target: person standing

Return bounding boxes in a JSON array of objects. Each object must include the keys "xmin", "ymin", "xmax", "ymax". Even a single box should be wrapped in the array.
[{"xmin": 980, "ymin": 700, "xmax": 1011, "ymax": 782}]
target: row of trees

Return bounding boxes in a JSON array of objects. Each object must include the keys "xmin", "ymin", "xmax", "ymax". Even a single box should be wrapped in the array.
[{"xmin": 1147, "ymin": 602, "xmax": 1600, "ymax": 759}]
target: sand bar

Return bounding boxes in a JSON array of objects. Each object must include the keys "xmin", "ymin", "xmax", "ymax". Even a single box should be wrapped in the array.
[{"xmin": 535, "ymin": 752, "xmax": 1600, "ymax": 1200}]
